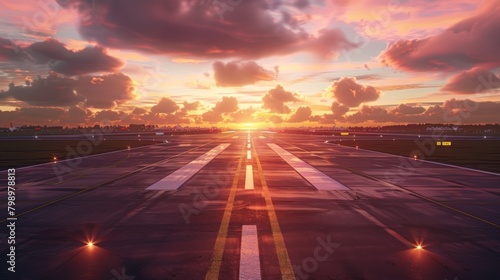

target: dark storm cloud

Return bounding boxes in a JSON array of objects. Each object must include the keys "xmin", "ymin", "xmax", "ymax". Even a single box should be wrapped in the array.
[
  {"xmin": 58, "ymin": 0, "xmax": 359, "ymax": 59},
  {"xmin": 0, "ymin": 37, "xmax": 123, "ymax": 76},
  {"xmin": 0, "ymin": 73, "xmax": 83, "ymax": 106}
]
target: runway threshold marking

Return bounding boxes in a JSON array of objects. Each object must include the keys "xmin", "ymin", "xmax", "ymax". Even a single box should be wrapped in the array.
[
  {"xmin": 245, "ymin": 165, "xmax": 254, "ymax": 190},
  {"xmin": 267, "ymin": 143, "xmax": 350, "ymax": 191},
  {"xmin": 273, "ymin": 137, "xmax": 500, "ymax": 229},
  {"xmin": 239, "ymin": 225, "xmax": 261, "ymax": 280},
  {"xmin": 0, "ymin": 134, "xmax": 236, "ymax": 224},
  {"xmin": 205, "ymin": 144, "xmax": 245, "ymax": 280},
  {"xmin": 146, "ymin": 143, "xmax": 230, "ymax": 190},
  {"xmin": 253, "ymin": 142, "xmax": 295, "ymax": 279}
]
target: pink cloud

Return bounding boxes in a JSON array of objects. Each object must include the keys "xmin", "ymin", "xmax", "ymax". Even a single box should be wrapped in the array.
[
  {"xmin": 329, "ymin": 77, "xmax": 380, "ymax": 107},
  {"xmin": 345, "ymin": 99, "xmax": 500, "ymax": 124},
  {"xmin": 151, "ymin": 97, "xmax": 179, "ymax": 114},
  {"xmin": 288, "ymin": 106, "xmax": 312, "ymax": 123},
  {"xmin": 380, "ymin": 1, "xmax": 500, "ymax": 72},
  {"xmin": 442, "ymin": 68, "xmax": 500, "ymax": 94},
  {"xmin": 213, "ymin": 61, "xmax": 275, "ymax": 87},
  {"xmin": 262, "ymin": 85, "xmax": 301, "ymax": 114}
]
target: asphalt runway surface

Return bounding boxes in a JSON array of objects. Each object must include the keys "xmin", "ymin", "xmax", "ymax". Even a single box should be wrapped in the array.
[{"xmin": 0, "ymin": 131, "xmax": 499, "ymax": 279}]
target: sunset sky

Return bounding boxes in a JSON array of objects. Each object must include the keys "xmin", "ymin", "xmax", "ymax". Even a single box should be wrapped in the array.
[{"xmin": 1, "ymin": 0, "xmax": 499, "ymax": 128}]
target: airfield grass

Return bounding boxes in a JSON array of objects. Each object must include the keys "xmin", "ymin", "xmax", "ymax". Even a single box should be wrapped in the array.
[
  {"xmin": 0, "ymin": 139, "xmax": 159, "ymax": 170},
  {"xmin": 333, "ymin": 139, "xmax": 500, "ymax": 173}
]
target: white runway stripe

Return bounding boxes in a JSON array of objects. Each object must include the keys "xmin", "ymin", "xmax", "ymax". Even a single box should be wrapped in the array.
[
  {"xmin": 267, "ymin": 143, "xmax": 350, "ymax": 191},
  {"xmin": 146, "ymin": 144, "xmax": 230, "ymax": 190},
  {"xmin": 245, "ymin": 165, "xmax": 254, "ymax": 190},
  {"xmin": 239, "ymin": 225, "xmax": 261, "ymax": 280},
  {"xmin": 247, "ymin": 150, "xmax": 252, "ymax": 160},
  {"xmin": 247, "ymin": 144, "xmax": 251, "ymax": 149}
]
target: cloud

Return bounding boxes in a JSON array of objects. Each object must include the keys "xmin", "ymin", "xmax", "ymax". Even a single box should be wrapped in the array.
[
  {"xmin": 76, "ymin": 73, "xmax": 137, "ymax": 109},
  {"xmin": 344, "ymin": 99, "xmax": 500, "ymax": 124},
  {"xmin": 288, "ymin": 106, "xmax": 312, "ymax": 122},
  {"xmin": 379, "ymin": 1, "xmax": 500, "ymax": 72},
  {"xmin": 92, "ymin": 109, "xmax": 128, "ymax": 122},
  {"xmin": 201, "ymin": 110, "xmax": 223, "ymax": 123},
  {"xmin": 0, "ymin": 107, "xmax": 68, "ymax": 125},
  {"xmin": 306, "ymin": 28, "xmax": 361, "ymax": 59},
  {"xmin": 392, "ymin": 104, "xmax": 425, "ymax": 115},
  {"xmin": 317, "ymin": 113, "xmax": 337, "ymax": 124},
  {"xmin": 441, "ymin": 68, "xmax": 500, "ymax": 94},
  {"xmin": 131, "ymin": 107, "xmax": 148, "ymax": 115},
  {"xmin": 229, "ymin": 107, "xmax": 257, "ymax": 123},
  {"xmin": 0, "ymin": 37, "xmax": 123, "ymax": 75},
  {"xmin": 213, "ymin": 96, "xmax": 238, "ymax": 114},
  {"xmin": 329, "ymin": 77, "xmax": 380, "ymax": 107},
  {"xmin": 180, "ymin": 101, "xmax": 201, "ymax": 115},
  {"xmin": 262, "ymin": 84, "xmax": 301, "ymax": 113},
  {"xmin": 213, "ymin": 61, "xmax": 275, "ymax": 87},
  {"xmin": 269, "ymin": 115, "xmax": 284, "ymax": 124},
  {"xmin": 202, "ymin": 96, "xmax": 239, "ymax": 123},
  {"xmin": 0, "ymin": 72, "xmax": 137, "ymax": 109},
  {"xmin": 0, "ymin": 38, "xmax": 26, "ymax": 61},
  {"xmin": 346, "ymin": 105, "xmax": 392, "ymax": 123},
  {"xmin": 330, "ymin": 101, "xmax": 349, "ymax": 119},
  {"xmin": 59, "ymin": 0, "xmax": 358, "ymax": 59},
  {"xmin": 0, "ymin": 73, "xmax": 83, "ymax": 106},
  {"xmin": 151, "ymin": 97, "xmax": 179, "ymax": 114},
  {"xmin": 64, "ymin": 106, "xmax": 93, "ymax": 123}
]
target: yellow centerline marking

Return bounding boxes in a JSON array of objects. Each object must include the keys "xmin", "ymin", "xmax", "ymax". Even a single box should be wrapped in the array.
[
  {"xmin": 252, "ymin": 139, "xmax": 295, "ymax": 279},
  {"xmin": 0, "ymin": 133, "xmax": 237, "ymax": 224},
  {"xmin": 273, "ymin": 136, "xmax": 500, "ymax": 229},
  {"xmin": 205, "ymin": 144, "xmax": 245, "ymax": 280}
]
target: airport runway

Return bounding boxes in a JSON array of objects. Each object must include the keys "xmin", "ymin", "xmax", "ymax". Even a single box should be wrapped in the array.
[{"xmin": 1, "ymin": 131, "xmax": 499, "ymax": 279}]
